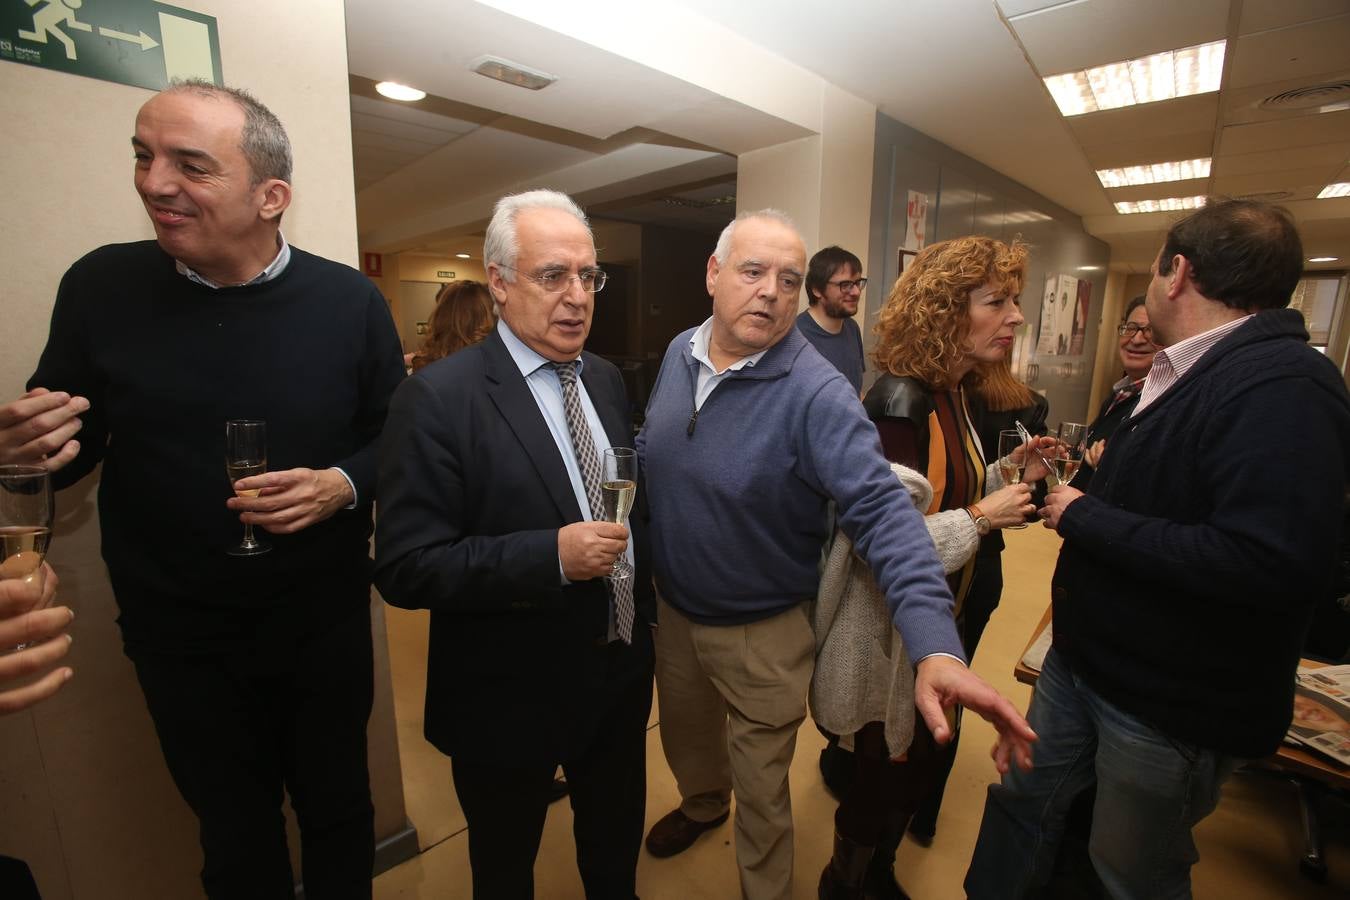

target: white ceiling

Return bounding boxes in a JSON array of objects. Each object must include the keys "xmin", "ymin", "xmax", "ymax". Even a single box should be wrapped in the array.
[{"xmin": 345, "ymin": 0, "xmax": 1350, "ymax": 273}]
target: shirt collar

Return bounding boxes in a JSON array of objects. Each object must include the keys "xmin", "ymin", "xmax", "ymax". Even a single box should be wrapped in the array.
[
  {"xmin": 498, "ymin": 318, "xmax": 582, "ymax": 379},
  {"xmin": 689, "ymin": 317, "xmax": 768, "ymax": 375},
  {"xmin": 1153, "ymin": 314, "xmax": 1253, "ymax": 381},
  {"xmin": 176, "ymin": 232, "xmax": 290, "ymax": 289}
]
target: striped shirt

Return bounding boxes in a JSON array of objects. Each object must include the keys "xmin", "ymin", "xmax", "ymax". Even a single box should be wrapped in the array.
[{"xmin": 1133, "ymin": 314, "xmax": 1253, "ymax": 416}]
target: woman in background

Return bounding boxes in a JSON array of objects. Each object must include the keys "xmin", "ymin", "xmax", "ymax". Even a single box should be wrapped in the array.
[
  {"xmin": 409, "ymin": 280, "xmax": 494, "ymax": 372},
  {"xmin": 816, "ymin": 236, "xmax": 1048, "ymax": 899}
]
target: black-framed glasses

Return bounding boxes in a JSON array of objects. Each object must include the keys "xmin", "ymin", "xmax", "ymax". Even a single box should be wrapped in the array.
[
  {"xmin": 828, "ymin": 277, "xmax": 868, "ymax": 292},
  {"xmin": 498, "ymin": 264, "xmax": 608, "ymax": 294},
  {"xmin": 1117, "ymin": 322, "xmax": 1154, "ymax": 341}
]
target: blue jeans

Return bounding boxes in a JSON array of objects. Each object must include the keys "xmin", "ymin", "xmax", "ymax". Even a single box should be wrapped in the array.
[{"xmin": 965, "ymin": 647, "xmax": 1239, "ymax": 900}]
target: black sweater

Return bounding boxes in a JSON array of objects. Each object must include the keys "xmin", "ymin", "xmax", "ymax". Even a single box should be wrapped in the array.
[
  {"xmin": 1052, "ymin": 309, "xmax": 1350, "ymax": 757},
  {"xmin": 30, "ymin": 241, "xmax": 405, "ymax": 651}
]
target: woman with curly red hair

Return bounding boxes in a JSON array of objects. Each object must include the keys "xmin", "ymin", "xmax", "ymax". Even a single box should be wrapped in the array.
[{"xmin": 816, "ymin": 236, "xmax": 1049, "ymax": 899}]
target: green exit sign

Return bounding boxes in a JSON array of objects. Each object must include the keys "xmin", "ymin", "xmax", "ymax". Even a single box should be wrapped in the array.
[
  {"xmin": 437, "ymin": 271, "xmax": 456, "ymax": 279},
  {"xmin": 1, "ymin": 0, "xmax": 222, "ymax": 90}
]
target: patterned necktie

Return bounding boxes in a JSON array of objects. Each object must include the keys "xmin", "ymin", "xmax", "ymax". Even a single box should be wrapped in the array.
[{"xmin": 552, "ymin": 361, "xmax": 635, "ymax": 643}]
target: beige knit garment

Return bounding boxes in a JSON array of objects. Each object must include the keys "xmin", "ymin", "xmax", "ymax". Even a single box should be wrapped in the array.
[{"xmin": 809, "ymin": 463, "xmax": 982, "ymax": 758}]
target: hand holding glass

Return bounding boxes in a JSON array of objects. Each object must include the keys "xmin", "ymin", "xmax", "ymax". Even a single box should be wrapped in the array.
[
  {"xmin": 225, "ymin": 420, "xmax": 271, "ymax": 556},
  {"xmin": 996, "ymin": 431, "xmax": 1030, "ymax": 528},
  {"xmin": 1, "ymin": 465, "xmax": 54, "ymax": 649},
  {"xmin": 601, "ymin": 448, "xmax": 636, "ymax": 580}
]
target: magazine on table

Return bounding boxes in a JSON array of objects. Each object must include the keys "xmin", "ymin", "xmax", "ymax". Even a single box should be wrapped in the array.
[{"xmin": 1285, "ymin": 665, "xmax": 1350, "ymax": 766}]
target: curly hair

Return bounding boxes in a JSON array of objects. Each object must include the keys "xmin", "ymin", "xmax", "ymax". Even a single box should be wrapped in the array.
[
  {"xmin": 412, "ymin": 280, "xmax": 494, "ymax": 370},
  {"xmin": 872, "ymin": 236, "xmax": 1028, "ymax": 389}
]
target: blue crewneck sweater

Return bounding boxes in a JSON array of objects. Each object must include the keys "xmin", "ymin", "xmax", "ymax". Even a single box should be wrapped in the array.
[{"xmin": 637, "ymin": 326, "xmax": 963, "ymax": 663}]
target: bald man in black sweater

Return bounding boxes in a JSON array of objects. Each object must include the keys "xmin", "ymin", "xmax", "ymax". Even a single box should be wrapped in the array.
[{"xmin": 1, "ymin": 81, "xmax": 403, "ymax": 899}]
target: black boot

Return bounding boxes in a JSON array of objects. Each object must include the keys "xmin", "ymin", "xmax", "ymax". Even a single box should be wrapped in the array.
[
  {"xmin": 863, "ymin": 811, "xmax": 911, "ymax": 900},
  {"xmin": 818, "ymin": 831, "xmax": 874, "ymax": 900}
]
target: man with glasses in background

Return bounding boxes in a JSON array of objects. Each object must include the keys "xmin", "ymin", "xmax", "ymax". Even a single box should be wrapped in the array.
[
  {"xmin": 375, "ymin": 189, "xmax": 654, "ymax": 899},
  {"xmin": 798, "ymin": 245, "xmax": 867, "ymax": 396}
]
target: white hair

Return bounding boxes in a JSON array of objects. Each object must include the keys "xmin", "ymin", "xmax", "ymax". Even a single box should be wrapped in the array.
[
  {"xmin": 483, "ymin": 189, "xmax": 592, "ymax": 281},
  {"xmin": 712, "ymin": 208, "xmax": 798, "ymax": 264}
]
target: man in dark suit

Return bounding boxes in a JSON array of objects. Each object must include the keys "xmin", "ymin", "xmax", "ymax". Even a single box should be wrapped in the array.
[{"xmin": 374, "ymin": 189, "xmax": 654, "ymax": 899}]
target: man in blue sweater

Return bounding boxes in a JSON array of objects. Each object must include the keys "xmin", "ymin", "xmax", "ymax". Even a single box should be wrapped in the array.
[
  {"xmin": 638, "ymin": 210, "xmax": 1035, "ymax": 898},
  {"xmin": 966, "ymin": 199, "xmax": 1350, "ymax": 899}
]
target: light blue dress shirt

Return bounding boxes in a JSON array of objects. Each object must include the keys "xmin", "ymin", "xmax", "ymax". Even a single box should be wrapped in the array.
[{"xmin": 497, "ymin": 320, "xmax": 636, "ymax": 597}]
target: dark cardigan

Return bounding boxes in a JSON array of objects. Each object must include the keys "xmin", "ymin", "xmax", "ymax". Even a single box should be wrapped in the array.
[{"xmin": 1052, "ymin": 308, "xmax": 1350, "ymax": 757}]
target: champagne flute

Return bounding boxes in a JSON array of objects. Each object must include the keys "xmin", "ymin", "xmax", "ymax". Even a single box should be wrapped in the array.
[
  {"xmin": 1, "ymin": 465, "xmax": 54, "ymax": 649},
  {"xmin": 601, "ymin": 447, "xmax": 637, "ymax": 580},
  {"xmin": 1054, "ymin": 422, "xmax": 1087, "ymax": 486},
  {"xmin": 225, "ymin": 420, "xmax": 271, "ymax": 556},
  {"xmin": 996, "ymin": 430, "xmax": 1029, "ymax": 529}
]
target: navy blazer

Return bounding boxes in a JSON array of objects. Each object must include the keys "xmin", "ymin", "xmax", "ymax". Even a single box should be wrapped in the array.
[{"xmin": 374, "ymin": 327, "xmax": 652, "ymax": 765}]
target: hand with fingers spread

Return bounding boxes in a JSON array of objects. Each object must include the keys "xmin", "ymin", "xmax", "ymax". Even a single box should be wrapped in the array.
[
  {"xmin": 0, "ymin": 564, "xmax": 74, "ymax": 715},
  {"xmin": 912, "ymin": 654, "xmax": 1036, "ymax": 774},
  {"xmin": 226, "ymin": 467, "xmax": 354, "ymax": 535},
  {"xmin": 0, "ymin": 388, "xmax": 90, "ymax": 471},
  {"xmin": 558, "ymin": 521, "xmax": 629, "ymax": 581}
]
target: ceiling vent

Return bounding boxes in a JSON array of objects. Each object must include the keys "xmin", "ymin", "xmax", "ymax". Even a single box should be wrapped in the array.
[{"xmin": 1258, "ymin": 80, "xmax": 1350, "ymax": 111}]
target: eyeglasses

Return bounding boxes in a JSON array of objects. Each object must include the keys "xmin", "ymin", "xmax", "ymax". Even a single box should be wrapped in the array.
[
  {"xmin": 828, "ymin": 277, "xmax": 868, "ymax": 292},
  {"xmin": 497, "ymin": 264, "xmax": 608, "ymax": 293},
  {"xmin": 1117, "ymin": 322, "xmax": 1154, "ymax": 341}
]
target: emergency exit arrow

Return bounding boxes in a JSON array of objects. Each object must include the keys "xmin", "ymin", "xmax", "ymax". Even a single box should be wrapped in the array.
[{"xmin": 97, "ymin": 27, "xmax": 160, "ymax": 51}]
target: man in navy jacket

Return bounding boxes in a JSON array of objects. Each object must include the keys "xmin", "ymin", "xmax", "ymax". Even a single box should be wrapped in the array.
[{"xmin": 967, "ymin": 199, "xmax": 1350, "ymax": 899}]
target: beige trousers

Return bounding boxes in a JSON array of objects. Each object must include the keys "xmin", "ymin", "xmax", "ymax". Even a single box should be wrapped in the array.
[{"xmin": 654, "ymin": 593, "xmax": 816, "ymax": 900}]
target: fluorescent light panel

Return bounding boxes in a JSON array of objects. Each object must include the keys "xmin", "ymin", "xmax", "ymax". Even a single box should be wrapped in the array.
[
  {"xmin": 1096, "ymin": 158, "xmax": 1211, "ymax": 188},
  {"xmin": 1317, "ymin": 183, "xmax": 1350, "ymax": 198},
  {"xmin": 1308, "ymin": 256, "xmax": 1339, "ymax": 262},
  {"xmin": 1114, "ymin": 196, "xmax": 1207, "ymax": 215},
  {"xmin": 1044, "ymin": 40, "xmax": 1225, "ymax": 116}
]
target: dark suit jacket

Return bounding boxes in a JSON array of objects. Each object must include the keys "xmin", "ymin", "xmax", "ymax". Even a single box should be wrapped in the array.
[{"xmin": 374, "ymin": 328, "xmax": 653, "ymax": 766}]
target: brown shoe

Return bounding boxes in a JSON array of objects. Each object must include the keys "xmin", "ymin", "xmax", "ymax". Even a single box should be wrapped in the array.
[{"xmin": 644, "ymin": 808, "xmax": 730, "ymax": 858}]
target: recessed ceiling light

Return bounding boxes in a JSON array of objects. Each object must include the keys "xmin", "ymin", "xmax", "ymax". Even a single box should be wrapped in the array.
[
  {"xmin": 1114, "ymin": 196, "xmax": 1207, "ymax": 215},
  {"xmin": 456, "ymin": 253, "xmax": 471, "ymax": 259},
  {"xmin": 1317, "ymin": 183, "xmax": 1350, "ymax": 198},
  {"xmin": 1043, "ymin": 40, "xmax": 1225, "ymax": 117},
  {"xmin": 471, "ymin": 55, "xmax": 557, "ymax": 91},
  {"xmin": 375, "ymin": 81, "xmax": 426, "ymax": 102},
  {"xmin": 1077, "ymin": 266, "xmax": 1102, "ymax": 271},
  {"xmin": 1096, "ymin": 158, "xmax": 1211, "ymax": 188},
  {"xmin": 1308, "ymin": 256, "xmax": 1339, "ymax": 263}
]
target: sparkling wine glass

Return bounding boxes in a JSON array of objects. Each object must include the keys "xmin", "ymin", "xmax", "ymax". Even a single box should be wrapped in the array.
[
  {"xmin": 1054, "ymin": 422, "xmax": 1087, "ymax": 486},
  {"xmin": 996, "ymin": 430, "xmax": 1029, "ymax": 529},
  {"xmin": 601, "ymin": 447, "xmax": 637, "ymax": 580},
  {"xmin": 1, "ymin": 465, "xmax": 54, "ymax": 649},
  {"xmin": 225, "ymin": 420, "xmax": 271, "ymax": 556}
]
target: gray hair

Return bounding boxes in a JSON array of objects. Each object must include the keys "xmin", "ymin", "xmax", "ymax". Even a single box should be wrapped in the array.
[
  {"xmin": 483, "ymin": 190, "xmax": 592, "ymax": 281},
  {"xmin": 712, "ymin": 208, "xmax": 798, "ymax": 264},
  {"xmin": 164, "ymin": 79, "xmax": 293, "ymax": 185}
]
